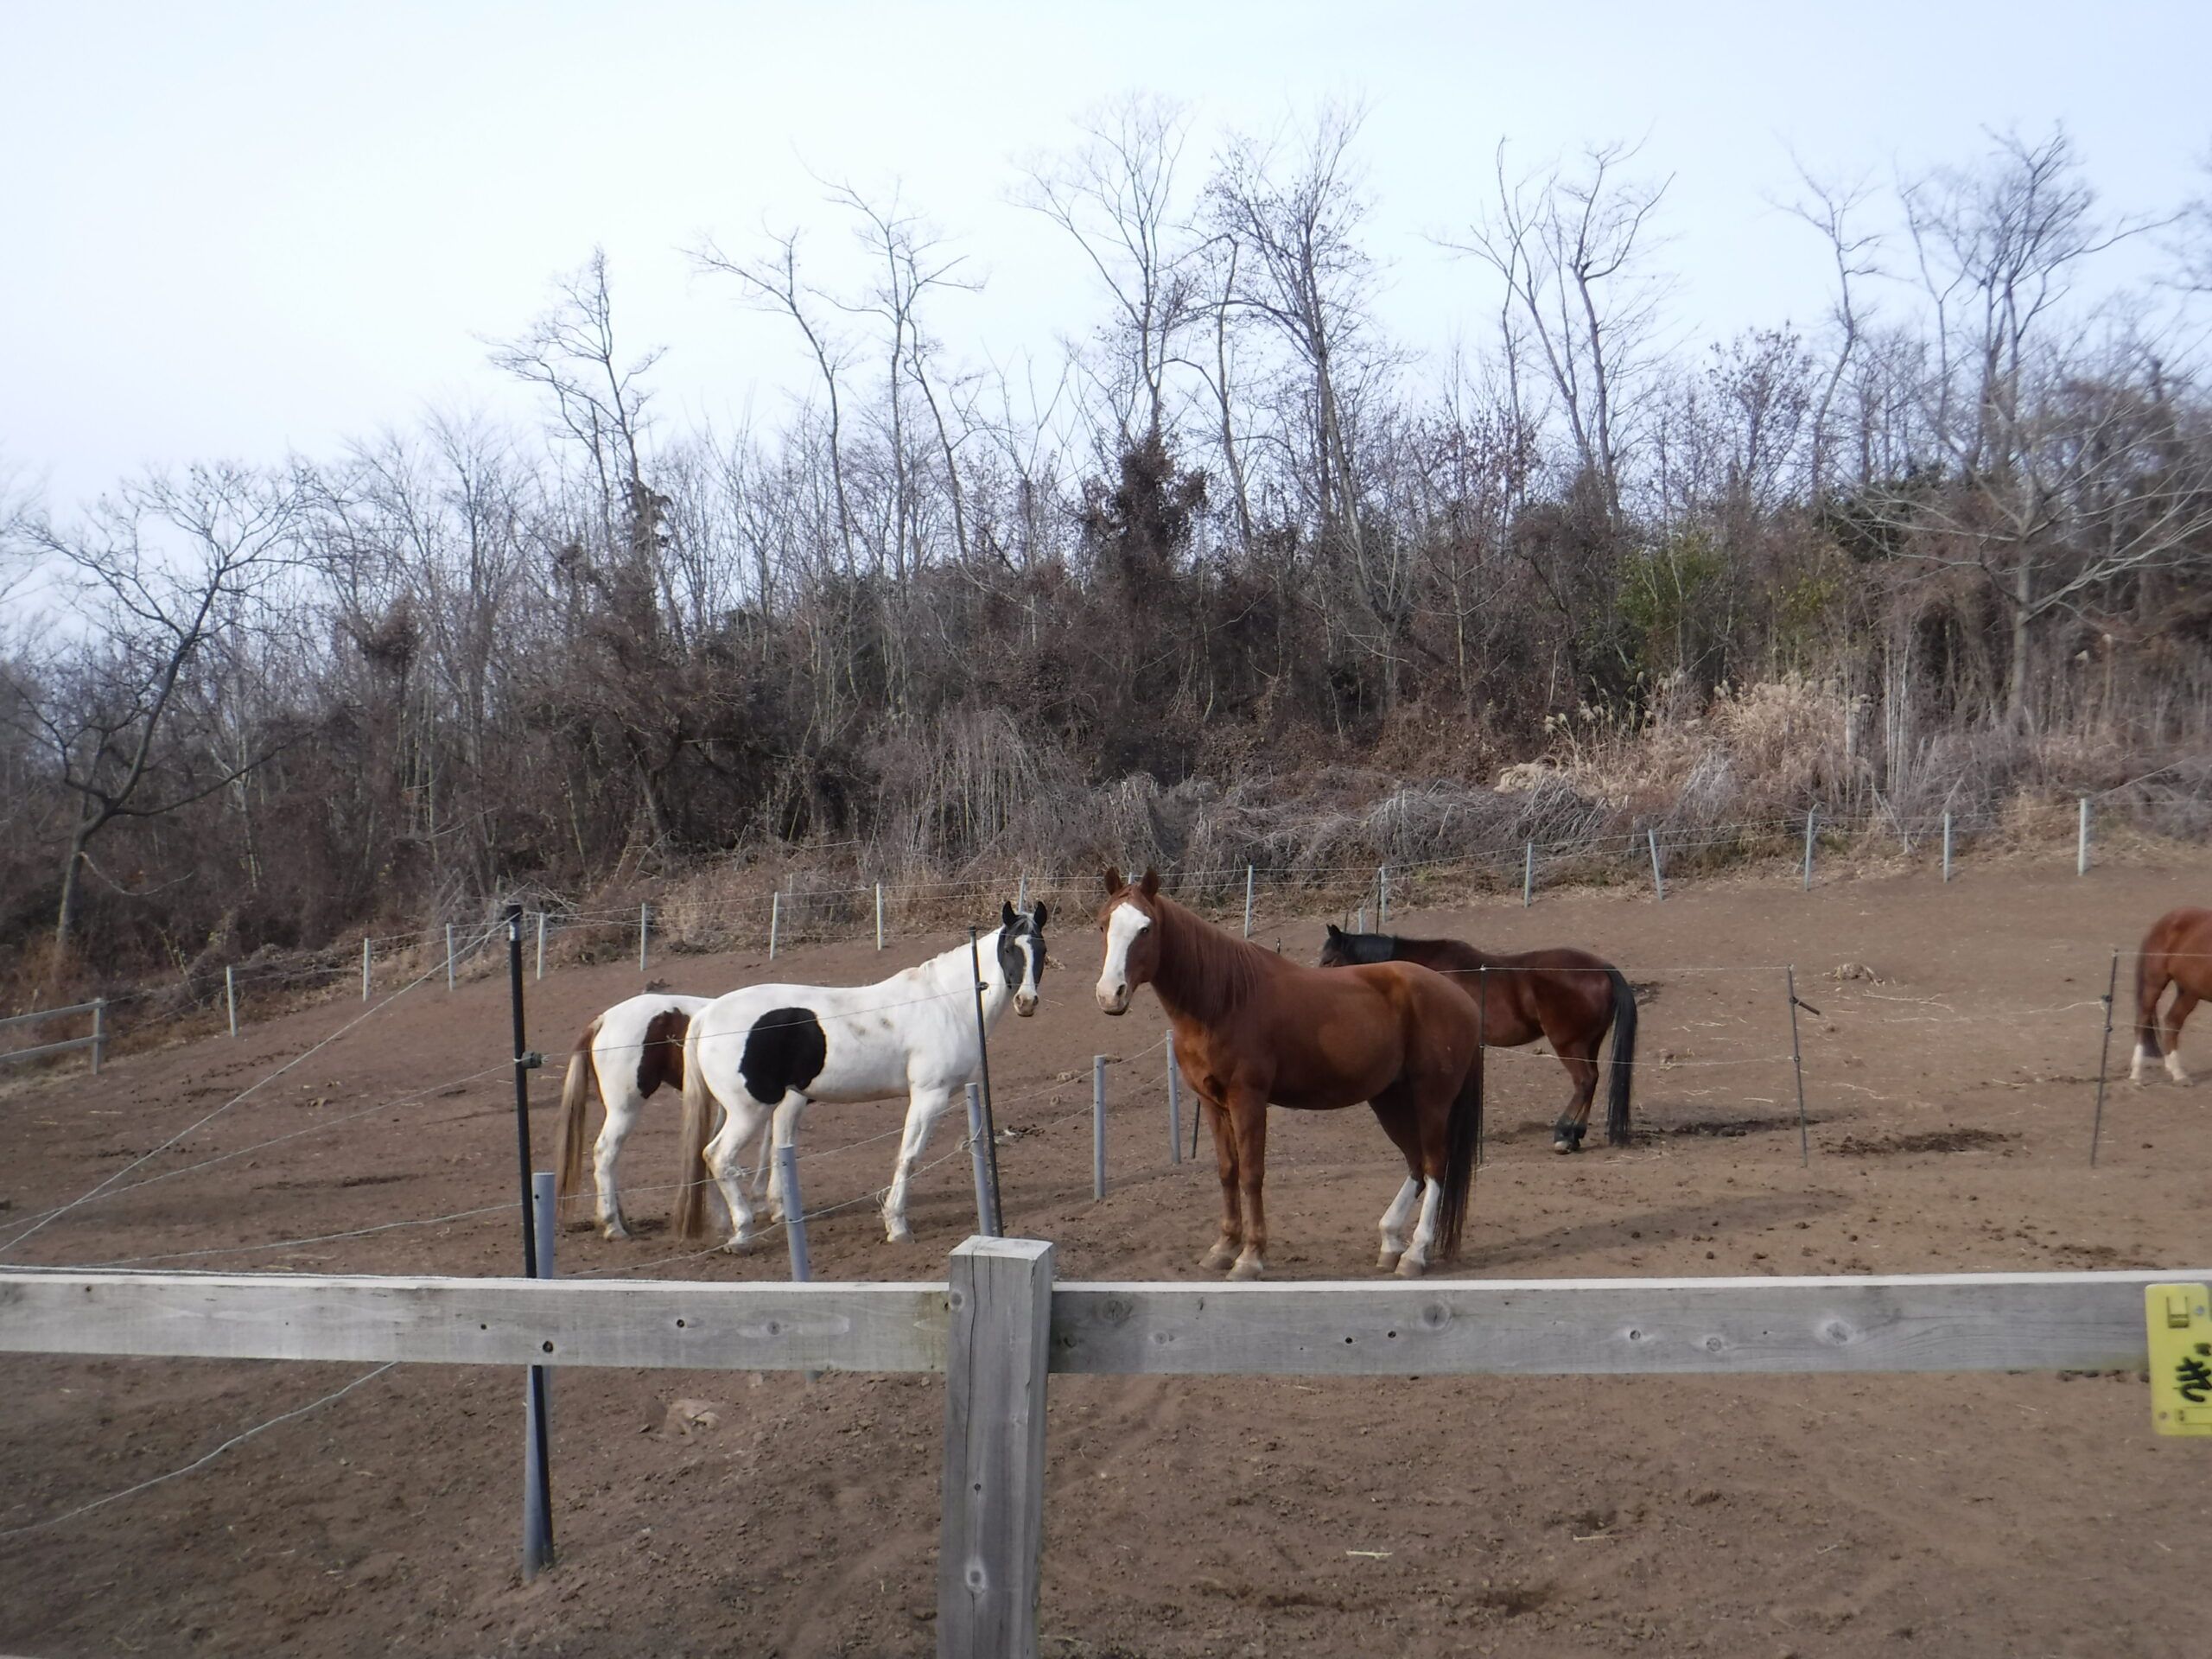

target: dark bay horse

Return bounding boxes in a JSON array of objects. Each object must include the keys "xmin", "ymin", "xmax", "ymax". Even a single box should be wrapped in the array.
[
  {"xmin": 2133, "ymin": 906, "xmax": 2212, "ymax": 1085},
  {"xmin": 1319, "ymin": 925, "xmax": 1637, "ymax": 1154},
  {"xmin": 1096, "ymin": 868, "xmax": 1484, "ymax": 1280}
]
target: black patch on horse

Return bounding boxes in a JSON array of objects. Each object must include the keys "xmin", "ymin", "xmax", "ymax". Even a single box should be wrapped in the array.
[
  {"xmin": 739, "ymin": 1007, "xmax": 828, "ymax": 1104},
  {"xmin": 637, "ymin": 1007, "xmax": 690, "ymax": 1097}
]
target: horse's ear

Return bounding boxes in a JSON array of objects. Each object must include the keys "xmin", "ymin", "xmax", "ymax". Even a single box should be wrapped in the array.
[
  {"xmin": 1325, "ymin": 923, "xmax": 1343, "ymax": 938},
  {"xmin": 1102, "ymin": 866, "xmax": 1123, "ymax": 896},
  {"xmin": 1002, "ymin": 900, "xmax": 1018, "ymax": 928},
  {"xmin": 1139, "ymin": 868, "xmax": 1160, "ymax": 898},
  {"xmin": 1032, "ymin": 902, "xmax": 1047, "ymax": 929}
]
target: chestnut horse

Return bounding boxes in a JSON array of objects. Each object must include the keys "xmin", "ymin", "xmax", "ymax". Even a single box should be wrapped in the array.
[
  {"xmin": 1319, "ymin": 925, "xmax": 1637, "ymax": 1153},
  {"xmin": 1095, "ymin": 868, "xmax": 1484, "ymax": 1280},
  {"xmin": 2133, "ymin": 906, "xmax": 2212, "ymax": 1085}
]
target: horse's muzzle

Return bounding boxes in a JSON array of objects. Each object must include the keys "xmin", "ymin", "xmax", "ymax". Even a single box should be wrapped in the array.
[
  {"xmin": 1096, "ymin": 982, "xmax": 1130, "ymax": 1015},
  {"xmin": 1014, "ymin": 993, "xmax": 1039, "ymax": 1017}
]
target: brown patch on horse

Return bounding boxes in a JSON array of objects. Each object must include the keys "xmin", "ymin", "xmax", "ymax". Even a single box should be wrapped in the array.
[
  {"xmin": 2134, "ymin": 906, "xmax": 2212, "ymax": 1080},
  {"xmin": 638, "ymin": 1007, "xmax": 690, "ymax": 1097}
]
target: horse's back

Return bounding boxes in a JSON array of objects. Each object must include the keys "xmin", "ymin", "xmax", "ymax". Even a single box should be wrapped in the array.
[{"xmin": 2144, "ymin": 908, "xmax": 2212, "ymax": 990}]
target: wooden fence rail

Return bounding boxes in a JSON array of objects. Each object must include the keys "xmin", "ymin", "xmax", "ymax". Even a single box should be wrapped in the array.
[
  {"xmin": 0, "ymin": 998, "xmax": 105, "ymax": 1072},
  {"xmin": 2, "ymin": 1252, "xmax": 2199, "ymax": 1658}
]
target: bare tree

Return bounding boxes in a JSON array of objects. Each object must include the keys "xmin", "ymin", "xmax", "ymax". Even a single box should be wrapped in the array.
[
  {"xmin": 11, "ymin": 465, "xmax": 306, "ymax": 952},
  {"xmin": 1450, "ymin": 140, "xmax": 1672, "ymax": 523},
  {"xmin": 1019, "ymin": 94, "xmax": 1202, "ymax": 444}
]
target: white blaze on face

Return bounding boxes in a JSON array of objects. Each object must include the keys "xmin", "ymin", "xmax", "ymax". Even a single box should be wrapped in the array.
[
  {"xmin": 1014, "ymin": 933, "xmax": 1042, "ymax": 1015},
  {"xmin": 1096, "ymin": 901, "xmax": 1149, "ymax": 1014}
]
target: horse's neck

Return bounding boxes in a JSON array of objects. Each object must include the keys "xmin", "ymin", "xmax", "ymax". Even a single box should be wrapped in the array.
[
  {"xmin": 1153, "ymin": 904, "xmax": 1267, "ymax": 1024},
  {"xmin": 918, "ymin": 928, "xmax": 1010, "ymax": 1021}
]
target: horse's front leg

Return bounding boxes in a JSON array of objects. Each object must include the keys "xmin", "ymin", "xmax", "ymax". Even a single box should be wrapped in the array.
[
  {"xmin": 881, "ymin": 1085, "xmax": 954, "ymax": 1243},
  {"xmin": 1201, "ymin": 1096, "xmax": 1242, "ymax": 1272},
  {"xmin": 1226, "ymin": 1092, "xmax": 1270, "ymax": 1281}
]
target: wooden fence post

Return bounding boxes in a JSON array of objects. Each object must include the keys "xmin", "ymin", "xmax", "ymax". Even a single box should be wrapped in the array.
[{"xmin": 938, "ymin": 1236, "xmax": 1054, "ymax": 1659}]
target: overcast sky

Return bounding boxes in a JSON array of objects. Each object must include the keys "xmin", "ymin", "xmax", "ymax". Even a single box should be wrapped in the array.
[{"xmin": 4, "ymin": 2, "xmax": 2207, "ymax": 513}]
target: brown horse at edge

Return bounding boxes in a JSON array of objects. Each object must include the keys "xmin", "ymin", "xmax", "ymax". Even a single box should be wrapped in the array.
[
  {"xmin": 1319, "ymin": 925, "xmax": 1637, "ymax": 1153},
  {"xmin": 2133, "ymin": 906, "xmax": 2212, "ymax": 1085},
  {"xmin": 1094, "ymin": 868, "xmax": 1484, "ymax": 1280}
]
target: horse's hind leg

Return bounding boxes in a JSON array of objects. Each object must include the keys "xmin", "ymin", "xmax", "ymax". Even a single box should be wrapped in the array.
[
  {"xmin": 704, "ymin": 1096, "xmax": 771, "ymax": 1249},
  {"xmin": 1551, "ymin": 1046, "xmax": 1600, "ymax": 1154},
  {"xmin": 2133, "ymin": 968, "xmax": 2167, "ymax": 1084},
  {"xmin": 593, "ymin": 1086, "xmax": 644, "ymax": 1239},
  {"xmin": 1368, "ymin": 1094, "xmax": 1424, "ymax": 1272},
  {"xmin": 2162, "ymin": 992, "xmax": 2198, "ymax": 1084}
]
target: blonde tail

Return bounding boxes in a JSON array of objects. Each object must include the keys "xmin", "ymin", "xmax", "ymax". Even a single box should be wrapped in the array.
[
  {"xmin": 674, "ymin": 1016, "xmax": 716, "ymax": 1241},
  {"xmin": 553, "ymin": 1017, "xmax": 602, "ymax": 1204}
]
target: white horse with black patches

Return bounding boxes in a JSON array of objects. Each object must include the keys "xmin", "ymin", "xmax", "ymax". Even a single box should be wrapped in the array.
[
  {"xmin": 554, "ymin": 993, "xmax": 776, "ymax": 1240},
  {"xmin": 674, "ymin": 903, "xmax": 1048, "ymax": 1247}
]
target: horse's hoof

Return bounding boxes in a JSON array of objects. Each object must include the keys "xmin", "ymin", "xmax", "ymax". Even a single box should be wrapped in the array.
[
  {"xmin": 883, "ymin": 1226, "xmax": 915, "ymax": 1245},
  {"xmin": 1227, "ymin": 1256, "xmax": 1265, "ymax": 1281},
  {"xmin": 1201, "ymin": 1243, "xmax": 1238, "ymax": 1271},
  {"xmin": 1552, "ymin": 1139, "xmax": 1574, "ymax": 1154},
  {"xmin": 1394, "ymin": 1255, "xmax": 1428, "ymax": 1279},
  {"xmin": 1377, "ymin": 1249, "xmax": 1403, "ymax": 1272},
  {"xmin": 602, "ymin": 1221, "xmax": 632, "ymax": 1242}
]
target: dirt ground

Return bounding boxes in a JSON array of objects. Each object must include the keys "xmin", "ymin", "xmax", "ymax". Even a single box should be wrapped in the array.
[{"xmin": 3, "ymin": 850, "xmax": 2211, "ymax": 1657}]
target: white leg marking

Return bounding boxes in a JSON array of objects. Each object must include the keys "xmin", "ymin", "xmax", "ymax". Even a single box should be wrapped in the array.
[
  {"xmin": 2132, "ymin": 1041, "xmax": 2150, "ymax": 1085},
  {"xmin": 1397, "ymin": 1179, "xmax": 1443, "ymax": 1278},
  {"xmin": 880, "ymin": 1086, "xmax": 954, "ymax": 1243},
  {"xmin": 594, "ymin": 1091, "xmax": 644, "ymax": 1238},
  {"xmin": 1376, "ymin": 1176, "xmax": 1421, "ymax": 1270},
  {"xmin": 2169, "ymin": 1051, "xmax": 2191, "ymax": 1085},
  {"xmin": 704, "ymin": 1096, "xmax": 770, "ymax": 1248}
]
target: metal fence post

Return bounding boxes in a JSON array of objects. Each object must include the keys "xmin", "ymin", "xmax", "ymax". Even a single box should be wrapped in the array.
[
  {"xmin": 1243, "ymin": 864, "xmax": 1255, "ymax": 938},
  {"xmin": 1091, "ymin": 1055, "xmax": 1108, "ymax": 1200},
  {"xmin": 536, "ymin": 912, "xmax": 546, "ymax": 980},
  {"xmin": 779, "ymin": 1143, "xmax": 811, "ymax": 1282},
  {"xmin": 1786, "ymin": 966, "xmax": 1813, "ymax": 1168},
  {"xmin": 965, "ymin": 1083, "xmax": 998, "ymax": 1236},
  {"xmin": 639, "ymin": 904, "xmax": 650, "ymax": 973},
  {"xmin": 938, "ymin": 1236, "xmax": 1054, "ymax": 1659},
  {"xmin": 1377, "ymin": 864, "xmax": 1389, "ymax": 930},
  {"xmin": 1942, "ymin": 811, "xmax": 1955, "ymax": 882},
  {"xmin": 1522, "ymin": 841, "xmax": 1535, "ymax": 907},
  {"xmin": 90, "ymin": 999, "xmax": 105, "ymax": 1077},
  {"xmin": 2078, "ymin": 798, "xmax": 2091, "ymax": 875},
  {"xmin": 446, "ymin": 924, "xmax": 456, "ymax": 992},
  {"xmin": 2090, "ymin": 948, "xmax": 2120, "ymax": 1167},
  {"xmin": 1802, "ymin": 810, "xmax": 1816, "ymax": 892},
  {"xmin": 361, "ymin": 936, "xmax": 372, "ymax": 1001},
  {"xmin": 769, "ymin": 892, "xmax": 781, "ymax": 960},
  {"xmin": 1166, "ymin": 1033, "xmax": 1182, "ymax": 1166},
  {"xmin": 1648, "ymin": 829, "xmax": 1666, "ymax": 901},
  {"xmin": 523, "ymin": 1170, "xmax": 556, "ymax": 1580},
  {"xmin": 876, "ymin": 882, "xmax": 886, "ymax": 950},
  {"xmin": 226, "ymin": 965, "xmax": 238, "ymax": 1039}
]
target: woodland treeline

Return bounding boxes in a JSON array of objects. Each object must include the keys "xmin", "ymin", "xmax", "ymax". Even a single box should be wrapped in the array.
[{"xmin": 5, "ymin": 109, "xmax": 2212, "ymax": 988}]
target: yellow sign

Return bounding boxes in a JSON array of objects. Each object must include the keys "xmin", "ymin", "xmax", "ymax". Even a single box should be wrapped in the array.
[{"xmin": 2146, "ymin": 1283, "xmax": 2212, "ymax": 1437}]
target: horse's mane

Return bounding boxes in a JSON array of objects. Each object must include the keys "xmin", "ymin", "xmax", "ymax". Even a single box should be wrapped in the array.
[{"xmin": 1150, "ymin": 893, "xmax": 1274, "ymax": 1022}]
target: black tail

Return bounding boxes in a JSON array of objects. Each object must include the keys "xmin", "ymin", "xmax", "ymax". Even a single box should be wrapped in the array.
[
  {"xmin": 1437, "ymin": 1045, "xmax": 1484, "ymax": 1261},
  {"xmin": 2135, "ymin": 950, "xmax": 2163, "ymax": 1057},
  {"xmin": 1604, "ymin": 966, "xmax": 1637, "ymax": 1146}
]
